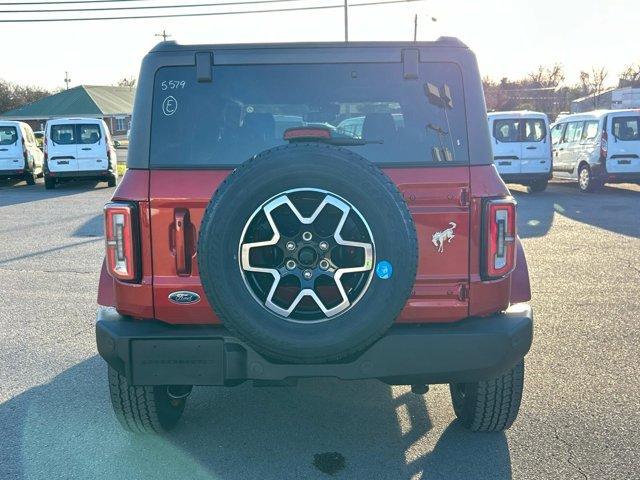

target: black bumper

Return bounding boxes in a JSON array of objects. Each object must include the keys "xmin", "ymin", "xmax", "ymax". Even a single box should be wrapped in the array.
[
  {"xmin": 500, "ymin": 172, "xmax": 551, "ymax": 184},
  {"xmin": 96, "ymin": 305, "xmax": 533, "ymax": 386},
  {"xmin": 48, "ymin": 169, "xmax": 112, "ymax": 179}
]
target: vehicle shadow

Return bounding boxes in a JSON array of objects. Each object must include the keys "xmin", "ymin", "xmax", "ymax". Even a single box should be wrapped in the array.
[
  {"xmin": 0, "ymin": 356, "xmax": 512, "ymax": 480},
  {"xmin": 0, "ymin": 178, "xmax": 113, "ymax": 208},
  {"xmin": 509, "ymin": 181, "xmax": 640, "ymax": 239}
]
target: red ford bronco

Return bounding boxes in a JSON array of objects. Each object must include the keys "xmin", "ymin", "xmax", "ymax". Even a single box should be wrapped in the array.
[{"xmin": 96, "ymin": 38, "xmax": 533, "ymax": 434}]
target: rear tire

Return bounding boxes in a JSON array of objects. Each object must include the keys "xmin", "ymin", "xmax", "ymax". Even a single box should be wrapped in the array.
[
  {"xmin": 578, "ymin": 164, "xmax": 602, "ymax": 193},
  {"xmin": 44, "ymin": 176, "xmax": 55, "ymax": 190},
  {"xmin": 449, "ymin": 360, "xmax": 524, "ymax": 432},
  {"xmin": 107, "ymin": 367, "xmax": 187, "ymax": 434},
  {"xmin": 527, "ymin": 179, "xmax": 548, "ymax": 193},
  {"xmin": 107, "ymin": 174, "xmax": 117, "ymax": 187}
]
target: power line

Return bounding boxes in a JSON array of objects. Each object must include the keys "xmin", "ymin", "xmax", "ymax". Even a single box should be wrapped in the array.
[
  {"xmin": 0, "ymin": 0, "xmax": 144, "ymax": 4},
  {"xmin": 0, "ymin": 0, "xmax": 424, "ymax": 22},
  {"xmin": 0, "ymin": 0, "xmax": 309, "ymax": 14}
]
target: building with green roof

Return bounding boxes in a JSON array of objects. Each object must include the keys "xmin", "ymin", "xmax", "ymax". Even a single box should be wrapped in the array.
[{"xmin": 0, "ymin": 85, "xmax": 135, "ymax": 136}]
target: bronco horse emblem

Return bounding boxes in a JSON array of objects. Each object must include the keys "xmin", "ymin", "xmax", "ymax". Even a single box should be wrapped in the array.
[{"xmin": 432, "ymin": 222, "xmax": 456, "ymax": 253}]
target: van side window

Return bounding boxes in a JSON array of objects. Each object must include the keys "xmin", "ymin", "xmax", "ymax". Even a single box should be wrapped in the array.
[
  {"xmin": 493, "ymin": 119, "xmax": 521, "ymax": 142},
  {"xmin": 551, "ymin": 123, "xmax": 565, "ymax": 145},
  {"xmin": 78, "ymin": 124, "xmax": 102, "ymax": 144},
  {"xmin": 612, "ymin": 116, "xmax": 640, "ymax": 141},
  {"xmin": 582, "ymin": 121, "xmax": 599, "ymax": 141},
  {"xmin": 51, "ymin": 125, "xmax": 76, "ymax": 144},
  {"xmin": 524, "ymin": 119, "xmax": 546, "ymax": 142},
  {"xmin": 563, "ymin": 121, "xmax": 584, "ymax": 143}
]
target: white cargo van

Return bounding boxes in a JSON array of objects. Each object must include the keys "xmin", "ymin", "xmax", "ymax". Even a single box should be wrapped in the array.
[
  {"xmin": 0, "ymin": 120, "xmax": 44, "ymax": 185},
  {"xmin": 488, "ymin": 111, "xmax": 552, "ymax": 192},
  {"xmin": 44, "ymin": 118, "xmax": 118, "ymax": 189},
  {"xmin": 551, "ymin": 109, "xmax": 640, "ymax": 192}
]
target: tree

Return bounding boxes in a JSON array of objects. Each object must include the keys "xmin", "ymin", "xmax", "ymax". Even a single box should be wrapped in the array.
[
  {"xmin": 116, "ymin": 77, "xmax": 136, "ymax": 88},
  {"xmin": 527, "ymin": 63, "xmax": 565, "ymax": 88},
  {"xmin": 619, "ymin": 63, "xmax": 640, "ymax": 87},
  {"xmin": 0, "ymin": 79, "xmax": 51, "ymax": 114},
  {"xmin": 579, "ymin": 66, "xmax": 609, "ymax": 108}
]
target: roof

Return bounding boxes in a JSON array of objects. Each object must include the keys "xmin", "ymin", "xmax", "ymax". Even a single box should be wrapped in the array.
[
  {"xmin": 488, "ymin": 110, "xmax": 547, "ymax": 118},
  {"xmin": 0, "ymin": 85, "xmax": 135, "ymax": 119},
  {"xmin": 553, "ymin": 109, "xmax": 640, "ymax": 121}
]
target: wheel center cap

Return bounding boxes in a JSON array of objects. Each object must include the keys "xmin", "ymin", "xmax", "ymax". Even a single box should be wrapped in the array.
[{"xmin": 298, "ymin": 246, "xmax": 317, "ymax": 267}]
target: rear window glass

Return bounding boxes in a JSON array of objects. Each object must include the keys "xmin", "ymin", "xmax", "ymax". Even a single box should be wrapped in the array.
[
  {"xmin": 612, "ymin": 116, "xmax": 640, "ymax": 141},
  {"xmin": 51, "ymin": 124, "xmax": 76, "ymax": 144},
  {"xmin": 150, "ymin": 62, "xmax": 469, "ymax": 167},
  {"xmin": 493, "ymin": 118, "xmax": 545, "ymax": 142},
  {"xmin": 78, "ymin": 124, "xmax": 102, "ymax": 144},
  {"xmin": 0, "ymin": 126, "xmax": 18, "ymax": 145}
]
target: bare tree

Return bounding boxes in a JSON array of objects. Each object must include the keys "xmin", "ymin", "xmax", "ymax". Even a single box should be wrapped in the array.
[
  {"xmin": 527, "ymin": 63, "xmax": 565, "ymax": 88},
  {"xmin": 579, "ymin": 67, "xmax": 609, "ymax": 108},
  {"xmin": 619, "ymin": 63, "xmax": 640, "ymax": 87},
  {"xmin": 116, "ymin": 77, "xmax": 137, "ymax": 89},
  {"xmin": 0, "ymin": 79, "xmax": 51, "ymax": 114}
]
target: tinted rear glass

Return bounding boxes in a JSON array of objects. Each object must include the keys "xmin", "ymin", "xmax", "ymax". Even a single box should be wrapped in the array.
[
  {"xmin": 150, "ymin": 63, "xmax": 469, "ymax": 167},
  {"xmin": 0, "ymin": 126, "xmax": 18, "ymax": 145},
  {"xmin": 78, "ymin": 124, "xmax": 102, "ymax": 144},
  {"xmin": 493, "ymin": 118, "xmax": 545, "ymax": 142},
  {"xmin": 612, "ymin": 116, "xmax": 640, "ymax": 141},
  {"xmin": 51, "ymin": 124, "xmax": 76, "ymax": 144}
]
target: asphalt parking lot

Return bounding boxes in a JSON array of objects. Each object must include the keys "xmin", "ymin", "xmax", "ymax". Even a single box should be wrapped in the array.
[{"xmin": 0, "ymin": 177, "xmax": 638, "ymax": 480}]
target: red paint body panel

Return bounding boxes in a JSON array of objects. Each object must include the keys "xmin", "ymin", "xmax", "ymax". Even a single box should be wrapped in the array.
[{"xmin": 99, "ymin": 163, "xmax": 530, "ymax": 325}]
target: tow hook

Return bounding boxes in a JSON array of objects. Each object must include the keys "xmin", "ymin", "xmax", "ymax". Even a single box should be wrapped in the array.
[
  {"xmin": 167, "ymin": 385, "xmax": 193, "ymax": 401},
  {"xmin": 411, "ymin": 384, "xmax": 429, "ymax": 395}
]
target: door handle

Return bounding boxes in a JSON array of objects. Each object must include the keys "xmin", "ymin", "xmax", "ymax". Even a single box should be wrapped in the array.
[
  {"xmin": 174, "ymin": 209, "xmax": 191, "ymax": 276},
  {"xmin": 526, "ymin": 146, "xmax": 537, "ymax": 150},
  {"xmin": 81, "ymin": 147, "xmax": 91, "ymax": 151}
]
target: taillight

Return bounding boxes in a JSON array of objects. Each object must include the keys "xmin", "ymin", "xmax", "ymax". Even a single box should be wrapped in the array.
[
  {"xmin": 22, "ymin": 138, "xmax": 28, "ymax": 161},
  {"xmin": 44, "ymin": 137, "xmax": 48, "ymax": 161},
  {"xmin": 483, "ymin": 198, "xmax": 516, "ymax": 279},
  {"xmin": 104, "ymin": 202, "xmax": 139, "ymax": 282},
  {"xmin": 106, "ymin": 140, "xmax": 111, "ymax": 161},
  {"xmin": 600, "ymin": 130, "xmax": 608, "ymax": 162}
]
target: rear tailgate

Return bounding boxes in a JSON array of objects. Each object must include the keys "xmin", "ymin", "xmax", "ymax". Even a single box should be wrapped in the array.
[
  {"xmin": 0, "ymin": 126, "xmax": 22, "ymax": 171},
  {"xmin": 608, "ymin": 114, "xmax": 640, "ymax": 174}
]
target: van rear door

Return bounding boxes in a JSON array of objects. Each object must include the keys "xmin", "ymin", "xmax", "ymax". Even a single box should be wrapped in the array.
[
  {"xmin": 491, "ymin": 118, "xmax": 522, "ymax": 175},
  {"xmin": 76, "ymin": 123, "xmax": 107, "ymax": 172},
  {"xmin": 520, "ymin": 117, "xmax": 551, "ymax": 174},
  {"xmin": 0, "ymin": 125, "xmax": 22, "ymax": 172},
  {"xmin": 608, "ymin": 114, "xmax": 640, "ymax": 174},
  {"xmin": 48, "ymin": 123, "xmax": 78, "ymax": 173}
]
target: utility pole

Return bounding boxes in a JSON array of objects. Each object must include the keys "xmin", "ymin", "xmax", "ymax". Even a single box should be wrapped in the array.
[
  {"xmin": 64, "ymin": 71, "xmax": 71, "ymax": 90},
  {"xmin": 413, "ymin": 14, "xmax": 437, "ymax": 42},
  {"xmin": 344, "ymin": 0, "xmax": 349, "ymax": 42},
  {"xmin": 155, "ymin": 29, "xmax": 171, "ymax": 42}
]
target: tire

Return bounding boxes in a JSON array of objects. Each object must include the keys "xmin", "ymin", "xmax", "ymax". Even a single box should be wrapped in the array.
[
  {"xmin": 527, "ymin": 179, "xmax": 548, "ymax": 193},
  {"xmin": 449, "ymin": 360, "xmax": 525, "ymax": 432},
  {"xmin": 44, "ymin": 176, "xmax": 55, "ymax": 190},
  {"xmin": 578, "ymin": 164, "xmax": 602, "ymax": 193},
  {"xmin": 25, "ymin": 171, "xmax": 36, "ymax": 185},
  {"xmin": 107, "ymin": 174, "xmax": 117, "ymax": 187},
  {"xmin": 107, "ymin": 367, "xmax": 187, "ymax": 433},
  {"xmin": 198, "ymin": 143, "xmax": 418, "ymax": 364}
]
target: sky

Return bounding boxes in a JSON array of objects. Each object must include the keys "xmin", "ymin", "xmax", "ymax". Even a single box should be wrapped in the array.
[{"xmin": 0, "ymin": 0, "xmax": 637, "ymax": 91}]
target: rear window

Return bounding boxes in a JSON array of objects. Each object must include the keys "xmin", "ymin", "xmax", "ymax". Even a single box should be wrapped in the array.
[
  {"xmin": 612, "ymin": 116, "xmax": 640, "ymax": 141},
  {"xmin": 0, "ymin": 126, "xmax": 18, "ymax": 145},
  {"xmin": 50, "ymin": 124, "xmax": 76, "ymax": 144},
  {"xmin": 150, "ymin": 62, "xmax": 469, "ymax": 167},
  {"xmin": 493, "ymin": 118, "xmax": 545, "ymax": 142},
  {"xmin": 78, "ymin": 124, "xmax": 102, "ymax": 144}
]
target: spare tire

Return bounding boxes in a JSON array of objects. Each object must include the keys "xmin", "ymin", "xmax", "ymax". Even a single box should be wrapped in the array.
[{"xmin": 198, "ymin": 144, "xmax": 417, "ymax": 363}]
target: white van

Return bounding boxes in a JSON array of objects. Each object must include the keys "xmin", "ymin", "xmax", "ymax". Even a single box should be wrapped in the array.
[
  {"xmin": 0, "ymin": 120, "xmax": 44, "ymax": 185},
  {"xmin": 44, "ymin": 118, "xmax": 118, "ymax": 189},
  {"xmin": 550, "ymin": 109, "xmax": 640, "ymax": 192},
  {"xmin": 488, "ymin": 111, "xmax": 552, "ymax": 192}
]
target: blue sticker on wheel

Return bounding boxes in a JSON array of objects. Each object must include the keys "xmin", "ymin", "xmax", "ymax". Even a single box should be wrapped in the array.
[{"xmin": 375, "ymin": 260, "xmax": 393, "ymax": 280}]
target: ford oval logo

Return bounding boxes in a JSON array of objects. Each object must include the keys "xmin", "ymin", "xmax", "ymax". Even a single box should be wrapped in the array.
[{"xmin": 168, "ymin": 291, "xmax": 201, "ymax": 305}]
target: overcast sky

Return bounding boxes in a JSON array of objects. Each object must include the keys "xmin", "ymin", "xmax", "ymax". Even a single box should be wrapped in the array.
[{"xmin": 0, "ymin": 0, "xmax": 636, "ymax": 90}]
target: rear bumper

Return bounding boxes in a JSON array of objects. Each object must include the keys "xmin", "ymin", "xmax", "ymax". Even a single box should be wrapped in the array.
[
  {"xmin": 602, "ymin": 172, "xmax": 640, "ymax": 183},
  {"xmin": 96, "ymin": 304, "xmax": 533, "ymax": 386},
  {"xmin": 0, "ymin": 169, "xmax": 27, "ymax": 179},
  {"xmin": 47, "ymin": 169, "xmax": 113, "ymax": 179},
  {"xmin": 500, "ymin": 172, "xmax": 551, "ymax": 184}
]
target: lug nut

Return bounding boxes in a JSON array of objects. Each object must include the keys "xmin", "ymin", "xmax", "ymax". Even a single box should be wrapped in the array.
[
  {"xmin": 285, "ymin": 241, "xmax": 296, "ymax": 251},
  {"xmin": 302, "ymin": 231, "xmax": 313, "ymax": 241},
  {"xmin": 285, "ymin": 260, "xmax": 296, "ymax": 270},
  {"xmin": 319, "ymin": 259, "xmax": 330, "ymax": 270},
  {"xmin": 319, "ymin": 241, "xmax": 329, "ymax": 251},
  {"xmin": 303, "ymin": 269, "xmax": 313, "ymax": 280}
]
